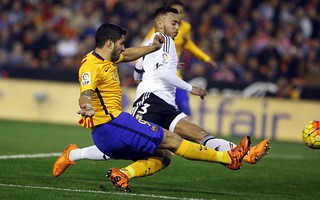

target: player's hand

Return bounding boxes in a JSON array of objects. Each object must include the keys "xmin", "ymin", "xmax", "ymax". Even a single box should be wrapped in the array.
[
  {"xmin": 207, "ymin": 59, "xmax": 217, "ymax": 68},
  {"xmin": 77, "ymin": 103, "xmax": 95, "ymax": 117},
  {"xmin": 190, "ymin": 86, "xmax": 206, "ymax": 100},
  {"xmin": 152, "ymin": 34, "xmax": 165, "ymax": 50}
]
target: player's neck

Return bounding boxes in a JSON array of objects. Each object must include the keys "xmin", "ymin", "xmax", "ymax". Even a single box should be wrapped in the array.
[
  {"xmin": 154, "ymin": 26, "xmax": 165, "ymax": 35},
  {"xmin": 154, "ymin": 28, "xmax": 173, "ymax": 39}
]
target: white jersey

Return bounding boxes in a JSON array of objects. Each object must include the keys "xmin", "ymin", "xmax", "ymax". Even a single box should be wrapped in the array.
[{"xmin": 135, "ymin": 33, "xmax": 192, "ymax": 108}]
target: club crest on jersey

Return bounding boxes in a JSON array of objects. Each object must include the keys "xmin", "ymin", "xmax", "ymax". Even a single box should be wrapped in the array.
[
  {"xmin": 162, "ymin": 53, "xmax": 169, "ymax": 64},
  {"xmin": 151, "ymin": 125, "xmax": 158, "ymax": 132},
  {"xmin": 81, "ymin": 72, "xmax": 91, "ymax": 86}
]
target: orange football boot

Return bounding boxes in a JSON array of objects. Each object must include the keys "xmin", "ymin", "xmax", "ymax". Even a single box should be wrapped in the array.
[
  {"xmin": 106, "ymin": 168, "xmax": 131, "ymax": 192},
  {"xmin": 52, "ymin": 144, "xmax": 77, "ymax": 177},
  {"xmin": 225, "ymin": 136, "xmax": 251, "ymax": 170},
  {"xmin": 244, "ymin": 139, "xmax": 271, "ymax": 164}
]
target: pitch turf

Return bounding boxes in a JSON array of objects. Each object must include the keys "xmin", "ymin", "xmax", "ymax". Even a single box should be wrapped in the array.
[{"xmin": 1, "ymin": 120, "xmax": 320, "ymax": 200}]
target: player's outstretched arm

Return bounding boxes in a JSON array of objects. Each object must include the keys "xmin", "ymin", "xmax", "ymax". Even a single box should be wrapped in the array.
[
  {"xmin": 206, "ymin": 59, "xmax": 217, "ymax": 68},
  {"xmin": 122, "ymin": 34, "xmax": 164, "ymax": 62},
  {"xmin": 190, "ymin": 86, "xmax": 206, "ymax": 100},
  {"xmin": 157, "ymin": 66, "xmax": 205, "ymax": 99}
]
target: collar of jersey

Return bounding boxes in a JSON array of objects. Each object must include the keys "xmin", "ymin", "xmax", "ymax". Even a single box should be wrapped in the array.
[{"xmin": 92, "ymin": 50, "xmax": 104, "ymax": 61}]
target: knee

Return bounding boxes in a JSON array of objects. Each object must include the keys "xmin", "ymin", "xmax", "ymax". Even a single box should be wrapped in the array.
[{"xmin": 162, "ymin": 129, "xmax": 183, "ymax": 150}]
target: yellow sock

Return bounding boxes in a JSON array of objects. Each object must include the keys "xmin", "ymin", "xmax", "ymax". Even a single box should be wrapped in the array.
[
  {"xmin": 175, "ymin": 139, "xmax": 231, "ymax": 164},
  {"xmin": 120, "ymin": 157, "xmax": 163, "ymax": 179}
]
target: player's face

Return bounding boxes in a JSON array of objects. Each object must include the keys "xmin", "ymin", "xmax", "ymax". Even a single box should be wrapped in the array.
[
  {"xmin": 163, "ymin": 12, "xmax": 180, "ymax": 39},
  {"xmin": 111, "ymin": 35, "xmax": 125, "ymax": 62}
]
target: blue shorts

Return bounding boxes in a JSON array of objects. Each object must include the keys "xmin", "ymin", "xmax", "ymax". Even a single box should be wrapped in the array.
[
  {"xmin": 175, "ymin": 88, "xmax": 191, "ymax": 115},
  {"xmin": 92, "ymin": 112, "xmax": 164, "ymax": 161}
]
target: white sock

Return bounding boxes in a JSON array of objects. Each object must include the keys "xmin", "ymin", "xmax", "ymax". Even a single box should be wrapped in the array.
[
  {"xmin": 69, "ymin": 145, "xmax": 110, "ymax": 162},
  {"xmin": 201, "ymin": 135, "xmax": 236, "ymax": 151}
]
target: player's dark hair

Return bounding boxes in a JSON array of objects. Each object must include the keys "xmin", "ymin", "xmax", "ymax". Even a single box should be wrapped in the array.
[
  {"xmin": 95, "ymin": 23, "xmax": 126, "ymax": 48},
  {"xmin": 154, "ymin": 6, "xmax": 179, "ymax": 18},
  {"xmin": 169, "ymin": 1, "xmax": 185, "ymax": 7},
  {"xmin": 169, "ymin": 1, "xmax": 189, "ymax": 13}
]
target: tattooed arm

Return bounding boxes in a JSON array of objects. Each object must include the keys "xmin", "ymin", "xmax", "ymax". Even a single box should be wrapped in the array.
[{"xmin": 77, "ymin": 89, "xmax": 95, "ymax": 117}]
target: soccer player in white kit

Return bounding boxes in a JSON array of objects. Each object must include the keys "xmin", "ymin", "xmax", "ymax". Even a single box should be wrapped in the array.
[{"xmin": 132, "ymin": 25, "xmax": 270, "ymax": 163}]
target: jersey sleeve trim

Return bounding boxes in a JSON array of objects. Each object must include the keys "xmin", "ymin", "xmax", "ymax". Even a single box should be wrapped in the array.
[{"xmin": 163, "ymin": 35, "xmax": 171, "ymax": 53}]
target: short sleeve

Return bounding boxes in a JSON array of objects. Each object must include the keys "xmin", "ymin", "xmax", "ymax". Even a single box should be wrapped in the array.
[{"xmin": 79, "ymin": 63, "xmax": 101, "ymax": 93}]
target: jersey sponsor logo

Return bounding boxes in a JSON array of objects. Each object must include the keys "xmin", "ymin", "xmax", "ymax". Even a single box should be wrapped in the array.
[
  {"xmin": 162, "ymin": 53, "xmax": 169, "ymax": 65},
  {"xmin": 81, "ymin": 72, "xmax": 91, "ymax": 86}
]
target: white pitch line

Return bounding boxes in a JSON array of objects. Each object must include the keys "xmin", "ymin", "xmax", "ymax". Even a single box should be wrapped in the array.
[
  {"xmin": 0, "ymin": 152, "xmax": 309, "ymax": 160},
  {"xmin": 0, "ymin": 183, "xmax": 212, "ymax": 200},
  {"xmin": 0, "ymin": 153, "xmax": 61, "ymax": 159}
]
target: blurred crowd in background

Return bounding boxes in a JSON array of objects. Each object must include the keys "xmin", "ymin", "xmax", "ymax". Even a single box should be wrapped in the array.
[{"xmin": 0, "ymin": 0, "xmax": 319, "ymax": 98}]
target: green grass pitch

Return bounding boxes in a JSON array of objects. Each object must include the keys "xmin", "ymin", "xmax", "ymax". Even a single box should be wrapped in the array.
[{"xmin": 1, "ymin": 119, "xmax": 320, "ymax": 200}]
